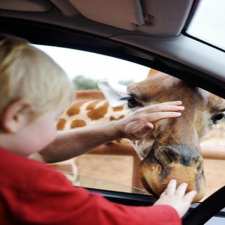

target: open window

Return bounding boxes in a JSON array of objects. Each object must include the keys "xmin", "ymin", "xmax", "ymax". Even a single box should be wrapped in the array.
[{"xmin": 36, "ymin": 45, "xmax": 225, "ymax": 203}]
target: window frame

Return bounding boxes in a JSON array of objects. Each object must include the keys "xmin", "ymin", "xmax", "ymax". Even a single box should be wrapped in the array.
[{"xmin": 1, "ymin": 16, "xmax": 225, "ymax": 221}]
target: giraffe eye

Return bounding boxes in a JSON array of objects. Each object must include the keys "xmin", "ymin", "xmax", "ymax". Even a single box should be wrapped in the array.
[
  {"xmin": 211, "ymin": 112, "xmax": 225, "ymax": 124},
  {"xmin": 120, "ymin": 94, "xmax": 143, "ymax": 108}
]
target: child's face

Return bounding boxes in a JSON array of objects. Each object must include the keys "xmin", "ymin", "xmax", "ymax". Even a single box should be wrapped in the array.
[{"xmin": 14, "ymin": 109, "xmax": 61, "ymax": 156}]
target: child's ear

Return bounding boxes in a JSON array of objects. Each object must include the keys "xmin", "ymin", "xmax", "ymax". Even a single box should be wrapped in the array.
[{"xmin": 0, "ymin": 99, "xmax": 33, "ymax": 133}]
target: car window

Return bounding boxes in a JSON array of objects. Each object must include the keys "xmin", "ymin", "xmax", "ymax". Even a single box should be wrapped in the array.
[
  {"xmin": 187, "ymin": 0, "xmax": 225, "ymax": 51},
  {"xmin": 36, "ymin": 44, "xmax": 225, "ymax": 200}
]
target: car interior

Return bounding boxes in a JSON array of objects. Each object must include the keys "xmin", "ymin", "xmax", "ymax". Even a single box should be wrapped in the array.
[{"xmin": 0, "ymin": 1, "xmax": 225, "ymax": 225}]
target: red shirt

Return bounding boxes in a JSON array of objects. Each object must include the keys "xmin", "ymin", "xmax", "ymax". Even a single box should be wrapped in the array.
[{"xmin": 0, "ymin": 148, "xmax": 181, "ymax": 225}]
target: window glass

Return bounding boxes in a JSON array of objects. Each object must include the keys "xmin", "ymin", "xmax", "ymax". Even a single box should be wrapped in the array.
[
  {"xmin": 187, "ymin": 0, "xmax": 225, "ymax": 51},
  {"xmin": 205, "ymin": 215, "xmax": 225, "ymax": 225},
  {"xmin": 36, "ymin": 45, "xmax": 225, "ymax": 201}
]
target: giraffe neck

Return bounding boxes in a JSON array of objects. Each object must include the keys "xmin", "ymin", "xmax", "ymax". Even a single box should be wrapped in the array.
[{"xmin": 57, "ymin": 93, "xmax": 126, "ymax": 131}]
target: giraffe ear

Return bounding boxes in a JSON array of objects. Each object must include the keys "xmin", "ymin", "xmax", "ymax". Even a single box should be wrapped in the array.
[{"xmin": 98, "ymin": 81, "xmax": 127, "ymax": 107}]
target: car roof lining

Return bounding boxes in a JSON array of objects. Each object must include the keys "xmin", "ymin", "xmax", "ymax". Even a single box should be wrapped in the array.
[
  {"xmin": 0, "ymin": 0, "xmax": 194, "ymax": 36},
  {"xmin": 0, "ymin": 0, "xmax": 52, "ymax": 12}
]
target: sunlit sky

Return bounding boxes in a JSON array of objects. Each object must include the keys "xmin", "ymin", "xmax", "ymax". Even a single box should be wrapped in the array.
[
  {"xmin": 187, "ymin": 0, "xmax": 225, "ymax": 50},
  {"xmin": 36, "ymin": 45, "xmax": 149, "ymax": 84}
]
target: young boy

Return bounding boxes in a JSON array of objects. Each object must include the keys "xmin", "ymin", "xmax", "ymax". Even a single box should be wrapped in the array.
[{"xmin": 0, "ymin": 35, "xmax": 196, "ymax": 225}]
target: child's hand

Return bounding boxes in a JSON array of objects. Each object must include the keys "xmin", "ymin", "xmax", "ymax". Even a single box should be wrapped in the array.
[
  {"xmin": 154, "ymin": 179, "xmax": 197, "ymax": 218},
  {"xmin": 117, "ymin": 101, "xmax": 184, "ymax": 140}
]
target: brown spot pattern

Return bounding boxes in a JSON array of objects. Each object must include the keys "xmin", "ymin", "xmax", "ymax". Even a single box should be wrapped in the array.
[
  {"xmin": 87, "ymin": 102, "xmax": 109, "ymax": 120},
  {"xmin": 86, "ymin": 100, "xmax": 98, "ymax": 110},
  {"xmin": 67, "ymin": 105, "xmax": 80, "ymax": 116},
  {"xmin": 57, "ymin": 118, "xmax": 66, "ymax": 130},
  {"xmin": 71, "ymin": 119, "xmax": 86, "ymax": 128},
  {"xmin": 113, "ymin": 106, "xmax": 124, "ymax": 112},
  {"xmin": 110, "ymin": 115, "xmax": 125, "ymax": 121}
]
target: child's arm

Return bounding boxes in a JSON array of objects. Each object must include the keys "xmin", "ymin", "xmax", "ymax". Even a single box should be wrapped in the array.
[{"xmin": 40, "ymin": 101, "xmax": 184, "ymax": 162}]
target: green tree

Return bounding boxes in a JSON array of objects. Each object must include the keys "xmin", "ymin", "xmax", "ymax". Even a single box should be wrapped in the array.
[
  {"xmin": 73, "ymin": 75, "xmax": 99, "ymax": 90},
  {"xmin": 118, "ymin": 80, "xmax": 133, "ymax": 86}
]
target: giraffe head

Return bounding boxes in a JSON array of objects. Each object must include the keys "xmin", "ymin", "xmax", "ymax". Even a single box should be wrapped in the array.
[{"xmin": 99, "ymin": 70, "xmax": 225, "ymax": 201}]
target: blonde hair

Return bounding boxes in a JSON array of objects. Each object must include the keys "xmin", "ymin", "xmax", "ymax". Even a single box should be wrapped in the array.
[{"xmin": 0, "ymin": 35, "xmax": 73, "ymax": 116}]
